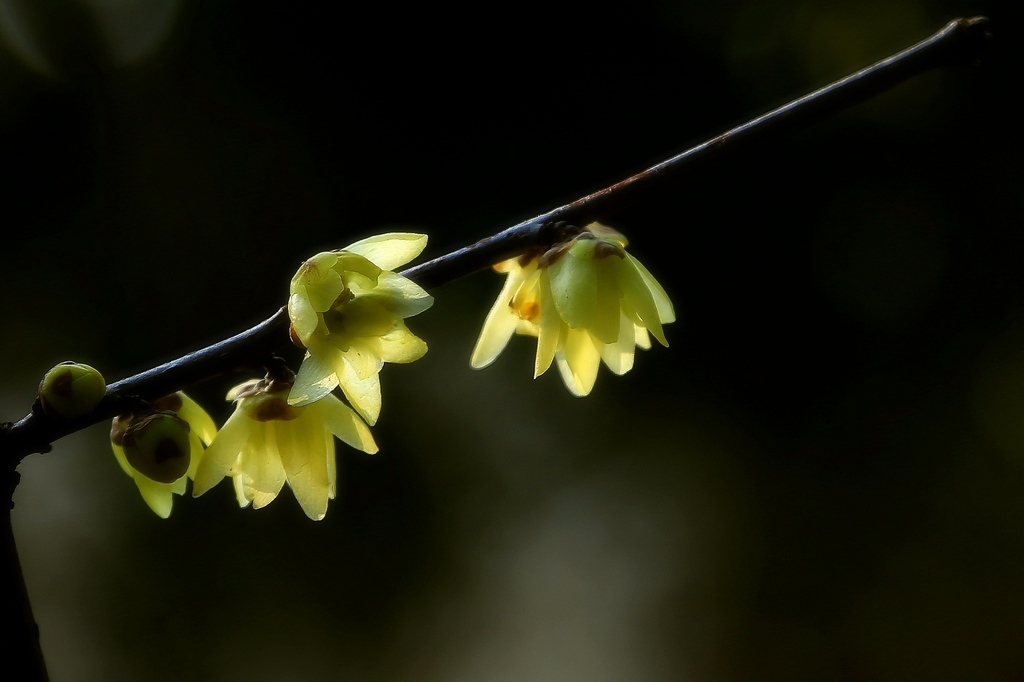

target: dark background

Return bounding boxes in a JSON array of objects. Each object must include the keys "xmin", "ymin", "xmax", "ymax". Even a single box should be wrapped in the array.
[{"xmin": 2, "ymin": 1, "xmax": 1022, "ymax": 680}]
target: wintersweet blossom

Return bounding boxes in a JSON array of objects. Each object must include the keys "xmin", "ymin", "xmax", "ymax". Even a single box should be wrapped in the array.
[
  {"xmin": 287, "ymin": 233, "xmax": 433, "ymax": 424},
  {"xmin": 110, "ymin": 392, "xmax": 217, "ymax": 518},
  {"xmin": 192, "ymin": 377, "xmax": 377, "ymax": 521},
  {"xmin": 471, "ymin": 222, "xmax": 675, "ymax": 396}
]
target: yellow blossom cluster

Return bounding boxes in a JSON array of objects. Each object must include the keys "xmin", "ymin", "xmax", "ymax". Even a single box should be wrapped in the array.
[
  {"xmin": 102, "ymin": 225, "xmax": 674, "ymax": 519},
  {"xmin": 471, "ymin": 222, "xmax": 675, "ymax": 396}
]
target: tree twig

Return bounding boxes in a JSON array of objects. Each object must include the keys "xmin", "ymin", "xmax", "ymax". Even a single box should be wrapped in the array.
[
  {"xmin": 0, "ymin": 18, "xmax": 993, "ymax": 678},
  {"xmin": 0, "ymin": 17, "xmax": 991, "ymax": 464}
]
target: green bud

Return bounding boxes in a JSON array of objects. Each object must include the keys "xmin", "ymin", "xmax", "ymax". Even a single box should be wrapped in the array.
[
  {"xmin": 38, "ymin": 362, "xmax": 106, "ymax": 419},
  {"xmin": 121, "ymin": 411, "xmax": 192, "ymax": 484}
]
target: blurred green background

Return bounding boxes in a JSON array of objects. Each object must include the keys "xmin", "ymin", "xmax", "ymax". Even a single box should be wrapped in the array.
[{"xmin": 2, "ymin": 1, "xmax": 1023, "ymax": 680}]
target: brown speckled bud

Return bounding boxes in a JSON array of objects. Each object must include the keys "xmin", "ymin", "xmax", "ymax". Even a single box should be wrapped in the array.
[
  {"xmin": 121, "ymin": 411, "xmax": 192, "ymax": 484},
  {"xmin": 38, "ymin": 362, "xmax": 106, "ymax": 419}
]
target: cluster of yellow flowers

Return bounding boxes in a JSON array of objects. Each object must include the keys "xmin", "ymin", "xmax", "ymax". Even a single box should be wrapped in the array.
[
  {"xmin": 83, "ymin": 224, "xmax": 673, "ymax": 520},
  {"xmin": 471, "ymin": 223, "xmax": 674, "ymax": 396}
]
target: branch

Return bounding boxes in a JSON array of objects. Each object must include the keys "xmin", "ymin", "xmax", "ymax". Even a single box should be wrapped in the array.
[{"xmin": 0, "ymin": 17, "xmax": 991, "ymax": 464}]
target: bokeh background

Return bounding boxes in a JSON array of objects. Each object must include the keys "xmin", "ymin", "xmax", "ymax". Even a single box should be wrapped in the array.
[{"xmin": 2, "ymin": 1, "xmax": 1023, "ymax": 680}]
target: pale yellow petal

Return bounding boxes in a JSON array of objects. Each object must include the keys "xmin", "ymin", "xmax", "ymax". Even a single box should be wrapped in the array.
[
  {"xmin": 111, "ymin": 442, "xmax": 133, "ymax": 477},
  {"xmin": 288, "ymin": 292, "xmax": 321, "ymax": 342},
  {"xmin": 337, "ymin": 299, "xmax": 398, "ymax": 337},
  {"xmin": 290, "ymin": 252, "xmax": 338, "ymax": 291},
  {"xmin": 599, "ymin": 313, "xmax": 637, "ymax": 375},
  {"xmin": 301, "ymin": 269, "xmax": 345, "ymax": 312},
  {"xmin": 326, "ymin": 431, "xmax": 337, "ymax": 499},
  {"xmin": 338, "ymin": 359, "xmax": 381, "ymax": 425},
  {"xmin": 627, "ymin": 253, "xmax": 675, "ymax": 324},
  {"xmin": 334, "ymin": 251, "xmax": 382, "ymax": 285},
  {"xmin": 534, "ymin": 274, "xmax": 562, "ymax": 377},
  {"xmin": 277, "ymin": 418, "xmax": 330, "ymax": 520},
  {"xmin": 548, "ymin": 243, "xmax": 601, "ymax": 331},
  {"xmin": 309, "ymin": 395, "xmax": 378, "ymax": 454},
  {"xmin": 614, "ymin": 257, "xmax": 668, "ymax": 346},
  {"xmin": 635, "ymin": 324, "xmax": 651, "ymax": 350},
  {"xmin": 377, "ymin": 324, "xmax": 428, "ymax": 364},
  {"xmin": 590, "ymin": 257, "xmax": 623, "ymax": 344},
  {"xmin": 185, "ymin": 432, "xmax": 204, "ymax": 479},
  {"xmin": 471, "ymin": 269, "xmax": 524, "ymax": 369},
  {"xmin": 343, "ymin": 232, "xmax": 428, "ymax": 270},
  {"xmin": 289, "ymin": 344, "xmax": 340, "ymax": 407},
  {"xmin": 357, "ymin": 271, "xmax": 433, "ymax": 318},
  {"xmin": 243, "ymin": 422, "xmax": 285, "ymax": 509},
  {"xmin": 134, "ymin": 476, "xmax": 175, "ymax": 518},
  {"xmin": 556, "ymin": 327, "xmax": 601, "ymax": 396},
  {"xmin": 193, "ymin": 410, "xmax": 249, "ymax": 497},
  {"xmin": 179, "ymin": 393, "xmax": 217, "ymax": 445},
  {"xmin": 232, "ymin": 474, "xmax": 250, "ymax": 507},
  {"xmin": 344, "ymin": 339, "xmax": 385, "ymax": 380}
]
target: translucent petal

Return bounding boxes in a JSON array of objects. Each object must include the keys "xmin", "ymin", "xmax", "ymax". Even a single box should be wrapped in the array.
[
  {"xmin": 310, "ymin": 395, "xmax": 378, "ymax": 454},
  {"xmin": 377, "ymin": 324, "xmax": 428, "ymax": 364},
  {"xmin": 179, "ymin": 393, "xmax": 217, "ymax": 445},
  {"xmin": 614, "ymin": 257, "xmax": 668, "ymax": 346},
  {"xmin": 233, "ymin": 474, "xmax": 250, "ymax": 508},
  {"xmin": 186, "ymin": 432, "xmax": 204, "ymax": 479},
  {"xmin": 493, "ymin": 257, "xmax": 519, "ymax": 274},
  {"xmin": 193, "ymin": 410, "xmax": 250, "ymax": 497},
  {"xmin": 344, "ymin": 340, "xmax": 385, "ymax": 380},
  {"xmin": 471, "ymin": 268, "xmax": 527, "ymax": 369},
  {"xmin": 135, "ymin": 477, "xmax": 175, "ymax": 518},
  {"xmin": 289, "ymin": 344, "xmax": 340, "ymax": 407},
  {"xmin": 243, "ymin": 422, "xmax": 285, "ymax": 509},
  {"xmin": 338, "ymin": 299, "xmax": 399, "ymax": 337},
  {"xmin": 325, "ymin": 431, "xmax": 338, "ymax": 499},
  {"xmin": 548, "ymin": 243, "xmax": 601, "ymax": 331},
  {"xmin": 557, "ymin": 327, "xmax": 601, "ymax": 396},
  {"xmin": 635, "ymin": 324, "xmax": 651, "ymax": 350},
  {"xmin": 343, "ymin": 232, "xmax": 428, "ymax": 270},
  {"xmin": 338, "ymin": 359, "xmax": 381, "ymax": 426},
  {"xmin": 302, "ymin": 268, "xmax": 346, "ymax": 312},
  {"xmin": 357, "ymin": 271, "xmax": 433, "ymax": 318},
  {"xmin": 599, "ymin": 313, "xmax": 637, "ymax": 375},
  {"xmin": 534, "ymin": 274, "xmax": 562, "ymax": 377},
  {"xmin": 111, "ymin": 442, "xmax": 133, "ymax": 477},
  {"xmin": 288, "ymin": 292, "xmax": 321, "ymax": 342},
  {"xmin": 589, "ymin": 257, "xmax": 623, "ymax": 344},
  {"xmin": 627, "ymin": 253, "xmax": 675, "ymax": 324},
  {"xmin": 290, "ymin": 252, "xmax": 338, "ymax": 291},
  {"xmin": 277, "ymin": 418, "xmax": 330, "ymax": 520},
  {"xmin": 554, "ymin": 354, "xmax": 583, "ymax": 397},
  {"xmin": 335, "ymin": 252, "xmax": 383, "ymax": 285}
]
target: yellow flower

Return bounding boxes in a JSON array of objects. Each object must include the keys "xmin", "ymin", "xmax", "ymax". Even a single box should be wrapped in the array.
[
  {"xmin": 192, "ymin": 378, "xmax": 377, "ymax": 521},
  {"xmin": 287, "ymin": 233, "xmax": 433, "ymax": 424},
  {"xmin": 471, "ymin": 222, "xmax": 675, "ymax": 396},
  {"xmin": 110, "ymin": 392, "xmax": 217, "ymax": 518}
]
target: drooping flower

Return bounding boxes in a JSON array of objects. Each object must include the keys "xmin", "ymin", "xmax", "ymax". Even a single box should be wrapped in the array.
[
  {"xmin": 287, "ymin": 233, "xmax": 433, "ymax": 425},
  {"xmin": 471, "ymin": 222, "xmax": 675, "ymax": 396},
  {"xmin": 110, "ymin": 392, "xmax": 217, "ymax": 518},
  {"xmin": 192, "ymin": 377, "xmax": 377, "ymax": 521}
]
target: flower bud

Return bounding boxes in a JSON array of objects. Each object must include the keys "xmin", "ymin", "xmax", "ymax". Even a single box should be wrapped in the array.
[
  {"xmin": 120, "ymin": 411, "xmax": 192, "ymax": 484},
  {"xmin": 38, "ymin": 362, "xmax": 106, "ymax": 418}
]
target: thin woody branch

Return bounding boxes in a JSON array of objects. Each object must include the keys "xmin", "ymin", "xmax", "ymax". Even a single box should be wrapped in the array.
[{"xmin": 0, "ymin": 16, "xmax": 992, "ymax": 464}]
